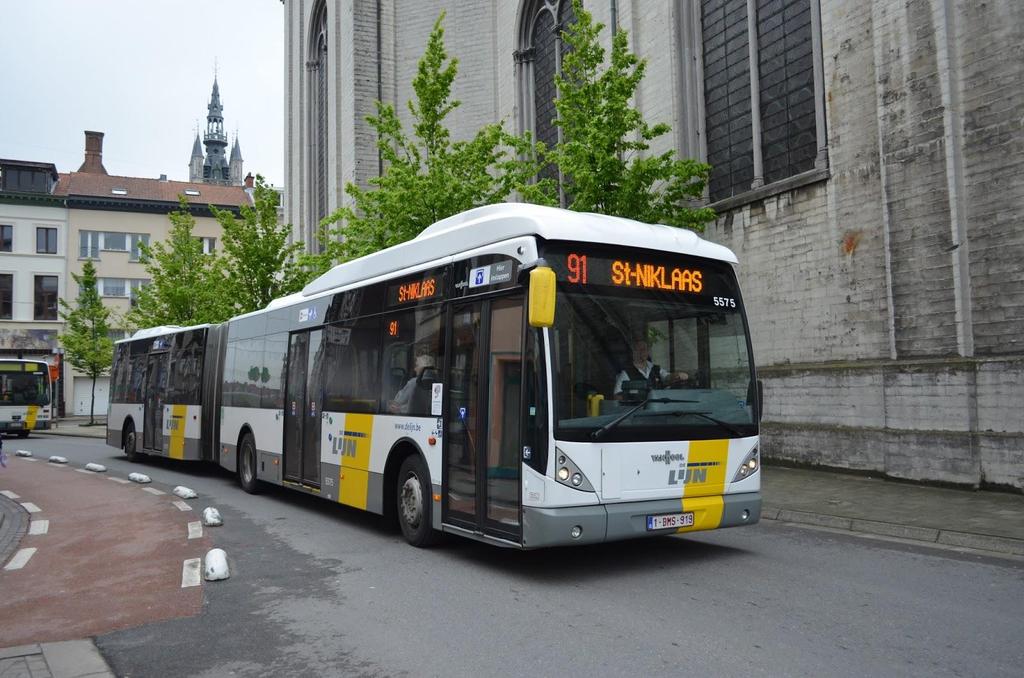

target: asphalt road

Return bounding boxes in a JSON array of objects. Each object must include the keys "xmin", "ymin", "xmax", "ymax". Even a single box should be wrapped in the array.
[{"xmin": 9, "ymin": 435, "xmax": 1024, "ymax": 678}]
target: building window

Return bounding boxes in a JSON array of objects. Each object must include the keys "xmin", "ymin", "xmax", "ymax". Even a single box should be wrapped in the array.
[
  {"xmin": 102, "ymin": 231, "xmax": 128, "ymax": 252},
  {"xmin": 699, "ymin": 0, "xmax": 825, "ymax": 203},
  {"xmin": 0, "ymin": 225, "xmax": 11, "ymax": 252},
  {"xmin": 0, "ymin": 274, "xmax": 11, "ymax": 319},
  {"xmin": 308, "ymin": 0, "xmax": 329, "ymax": 249},
  {"xmin": 196, "ymin": 236, "xmax": 216, "ymax": 255},
  {"xmin": 516, "ymin": 0, "xmax": 577, "ymax": 190},
  {"xmin": 34, "ymin": 275, "xmax": 58, "ymax": 320},
  {"xmin": 80, "ymin": 231, "xmax": 100, "ymax": 259},
  {"xmin": 129, "ymin": 233, "xmax": 149, "ymax": 261},
  {"xmin": 129, "ymin": 278, "xmax": 147, "ymax": 305},
  {"xmin": 98, "ymin": 278, "xmax": 127, "ymax": 298},
  {"xmin": 36, "ymin": 227, "xmax": 57, "ymax": 254}
]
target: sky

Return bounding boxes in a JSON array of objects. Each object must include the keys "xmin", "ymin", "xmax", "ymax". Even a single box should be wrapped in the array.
[{"xmin": 1, "ymin": 1, "xmax": 285, "ymax": 186}]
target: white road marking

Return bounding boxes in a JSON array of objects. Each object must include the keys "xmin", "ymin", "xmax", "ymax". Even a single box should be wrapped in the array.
[
  {"xmin": 4, "ymin": 548, "xmax": 37, "ymax": 570},
  {"xmin": 108, "ymin": 477, "xmax": 131, "ymax": 484},
  {"xmin": 29, "ymin": 519, "xmax": 49, "ymax": 535},
  {"xmin": 181, "ymin": 558, "xmax": 202, "ymax": 587},
  {"xmin": 20, "ymin": 502, "xmax": 41, "ymax": 513},
  {"xmin": 75, "ymin": 468, "xmax": 92, "ymax": 474},
  {"xmin": 0, "ymin": 490, "xmax": 19, "ymax": 499},
  {"xmin": 142, "ymin": 487, "xmax": 166, "ymax": 495},
  {"xmin": 21, "ymin": 457, "xmax": 38, "ymax": 462},
  {"xmin": 187, "ymin": 521, "xmax": 203, "ymax": 539},
  {"xmin": 172, "ymin": 500, "xmax": 193, "ymax": 512}
]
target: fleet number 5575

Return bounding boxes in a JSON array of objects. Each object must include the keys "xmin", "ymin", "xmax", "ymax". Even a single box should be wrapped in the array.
[{"xmin": 713, "ymin": 297, "xmax": 736, "ymax": 308}]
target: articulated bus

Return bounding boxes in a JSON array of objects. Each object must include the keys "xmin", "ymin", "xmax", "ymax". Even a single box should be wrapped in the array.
[
  {"xmin": 107, "ymin": 204, "xmax": 762, "ymax": 548},
  {"xmin": 0, "ymin": 359, "xmax": 53, "ymax": 437}
]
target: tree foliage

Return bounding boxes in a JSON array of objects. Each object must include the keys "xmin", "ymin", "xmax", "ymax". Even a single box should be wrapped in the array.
[
  {"xmin": 550, "ymin": 0, "xmax": 715, "ymax": 230},
  {"xmin": 58, "ymin": 259, "xmax": 114, "ymax": 423},
  {"xmin": 303, "ymin": 13, "xmax": 553, "ymax": 277},
  {"xmin": 128, "ymin": 196, "xmax": 231, "ymax": 328},
  {"xmin": 212, "ymin": 176, "xmax": 305, "ymax": 315}
]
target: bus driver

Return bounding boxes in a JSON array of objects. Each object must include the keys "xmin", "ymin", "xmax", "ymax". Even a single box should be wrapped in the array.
[{"xmin": 613, "ymin": 338, "xmax": 688, "ymax": 398}]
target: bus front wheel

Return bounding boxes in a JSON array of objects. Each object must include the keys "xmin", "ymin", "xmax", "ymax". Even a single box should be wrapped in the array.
[
  {"xmin": 397, "ymin": 455, "xmax": 439, "ymax": 547},
  {"xmin": 238, "ymin": 432, "xmax": 260, "ymax": 494}
]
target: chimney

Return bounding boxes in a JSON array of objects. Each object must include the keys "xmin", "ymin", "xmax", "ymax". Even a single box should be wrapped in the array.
[
  {"xmin": 159, "ymin": 174, "xmax": 168, "ymax": 181},
  {"xmin": 78, "ymin": 131, "xmax": 108, "ymax": 174},
  {"xmin": 244, "ymin": 172, "xmax": 254, "ymax": 189}
]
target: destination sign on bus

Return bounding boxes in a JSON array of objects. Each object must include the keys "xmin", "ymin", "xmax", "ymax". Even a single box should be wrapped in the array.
[
  {"xmin": 563, "ymin": 252, "xmax": 703, "ymax": 294},
  {"xmin": 387, "ymin": 276, "xmax": 439, "ymax": 307}
]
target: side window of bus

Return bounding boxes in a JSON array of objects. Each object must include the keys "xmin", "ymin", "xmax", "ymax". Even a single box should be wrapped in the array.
[
  {"xmin": 380, "ymin": 305, "xmax": 444, "ymax": 416},
  {"xmin": 128, "ymin": 352, "xmax": 147, "ymax": 403},
  {"xmin": 224, "ymin": 339, "xmax": 263, "ymax": 408},
  {"xmin": 261, "ymin": 332, "xmax": 288, "ymax": 410},
  {"xmin": 323, "ymin": 317, "xmax": 381, "ymax": 413}
]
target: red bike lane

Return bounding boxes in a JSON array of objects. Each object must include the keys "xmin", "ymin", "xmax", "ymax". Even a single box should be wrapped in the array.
[{"xmin": 0, "ymin": 456, "xmax": 213, "ymax": 646}]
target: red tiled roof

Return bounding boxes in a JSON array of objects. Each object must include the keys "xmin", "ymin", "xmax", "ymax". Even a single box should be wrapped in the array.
[{"xmin": 55, "ymin": 172, "xmax": 251, "ymax": 207}]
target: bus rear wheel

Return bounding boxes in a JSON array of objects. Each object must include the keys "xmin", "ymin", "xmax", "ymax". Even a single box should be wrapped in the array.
[
  {"xmin": 16, "ymin": 431, "xmax": 29, "ymax": 438},
  {"xmin": 397, "ymin": 455, "xmax": 439, "ymax": 547},
  {"xmin": 238, "ymin": 432, "xmax": 260, "ymax": 494},
  {"xmin": 124, "ymin": 422, "xmax": 140, "ymax": 462}
]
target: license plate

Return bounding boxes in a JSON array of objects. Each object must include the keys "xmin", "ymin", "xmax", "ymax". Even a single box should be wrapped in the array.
[{"xmin": 647, "ymin": 512, "xmax": 694, "ymax": 530}]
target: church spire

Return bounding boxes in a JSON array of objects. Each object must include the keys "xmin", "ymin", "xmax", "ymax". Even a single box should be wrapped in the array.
[{"xmin": 202, "ymin": 74, "xmax": 229, "ymax": 184}]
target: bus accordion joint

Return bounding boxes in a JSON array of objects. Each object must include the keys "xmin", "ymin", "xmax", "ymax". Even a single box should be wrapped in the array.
[{"xmin": 528, "ymin": 263, "xmax": 556, "ymax": 328}]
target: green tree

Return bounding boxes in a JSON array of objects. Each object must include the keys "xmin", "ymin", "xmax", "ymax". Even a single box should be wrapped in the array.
[
  {"xmin": 211, "ymin": 175, "xmax": 305, "ymax": 315},
  {"xmin": 58, "ymin": 260, "xmax": 114, "ymax": 424},
  {"xmin": 304, "ymin": 13, "xmax": 553, "ymax": 277},
  {"xmin": 128, "ymin": 196, "xmax": 231, "ymax": 328},
  {"xmin": 550, "ymin": 0, "xmax": 715, "ymax": 230}
]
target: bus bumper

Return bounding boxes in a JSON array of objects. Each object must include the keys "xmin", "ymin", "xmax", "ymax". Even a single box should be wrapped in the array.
[{"xmin": 521, "ymin": 492, "xmax": 761, "ymax": 549}]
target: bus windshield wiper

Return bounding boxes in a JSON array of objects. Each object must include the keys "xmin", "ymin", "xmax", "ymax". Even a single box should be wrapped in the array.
[
  {"xmin": 590, "ymin": 397, "xmax": 698, "ymax": 441},
  {"xmin": 669, "ymin": 411, "xmax": 745, "ymax": 438}
]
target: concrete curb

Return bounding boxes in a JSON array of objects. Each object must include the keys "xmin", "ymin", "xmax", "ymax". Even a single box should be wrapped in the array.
[
  {"xmin": 0, "ymin": 493, "xmax": 29, "ymax": 567},
  {"xmin": 0, "ymin": 639, "xmax": 115, "ymax": 678},
  {"xmin": 763, "ymin": 506, "xmax": 1024, "ymax": 556}
]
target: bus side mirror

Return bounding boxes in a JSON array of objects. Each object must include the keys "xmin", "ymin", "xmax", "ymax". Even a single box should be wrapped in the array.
[{"xmin": 528, "ymin": 266, "xmax": 556, "ymax": 328}]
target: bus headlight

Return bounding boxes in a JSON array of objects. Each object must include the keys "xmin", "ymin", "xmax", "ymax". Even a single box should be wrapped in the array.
[
  {"xmin": 731, "ymin": 444, "xmax": 760, "ymax": 483},
  {"xmin": 553, "ymin": 448, "xmax": 595, "ymax": 492}
]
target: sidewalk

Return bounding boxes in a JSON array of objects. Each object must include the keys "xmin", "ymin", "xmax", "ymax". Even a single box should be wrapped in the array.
[
  {"xmin": 39, "ymin": 416, "xmax": 106, "ymax": 439},
  {"xmin": 762, "ymin": 464, "xmax": 1024, "ymax": 556},
  {"xmin": 0, "ymin": 641, "xmax": 114, "ymax": 678}
]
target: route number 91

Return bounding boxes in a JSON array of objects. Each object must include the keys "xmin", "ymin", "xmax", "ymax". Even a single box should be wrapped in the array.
[{"xmin": 713, "ymin": 297, "xmax": 736, "ymax": 308}]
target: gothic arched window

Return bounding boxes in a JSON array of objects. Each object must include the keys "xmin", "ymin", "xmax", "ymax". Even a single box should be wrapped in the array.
[
  {"xmin": 308, "ymin": 1, "xmax": 329, "ymax": 248},
  {"xmin": 516, "ymin": 0, "xmax": 576, "ymax": 192}
]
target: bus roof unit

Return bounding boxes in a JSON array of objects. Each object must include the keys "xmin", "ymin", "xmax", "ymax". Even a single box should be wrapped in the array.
[{"xmin": 301, "ymin": 203, "xmax": 736, "ymax": 298}]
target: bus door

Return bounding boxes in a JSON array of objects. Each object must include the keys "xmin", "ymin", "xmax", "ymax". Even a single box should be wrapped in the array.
[
  {"xmin": 443, "ymin": 296, "xmax": 524, "ymax": 542},
  {"xmin": 283, "ymin": 329, "xmax": 323, "ymax": 488},
  {"xmin": 143, "ymin": 351, "xmax": 169, "ymax": 451}
]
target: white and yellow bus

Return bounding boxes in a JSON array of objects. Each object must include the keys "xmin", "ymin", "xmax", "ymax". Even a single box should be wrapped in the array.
[
  {"xmin": 110, "ymin": 204, "xmax": 762, "ymax": 548},
  {"xmin": 0, "ymin": 359, "xmax": 53, "ymax": 437}
]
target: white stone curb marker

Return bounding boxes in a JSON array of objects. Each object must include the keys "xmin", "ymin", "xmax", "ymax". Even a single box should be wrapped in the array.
[
  {"xmin": 181, "ymin": 558, "xmax": 202, "ymax": 588},
  {"xmin": 48, "ymin": 456, "xmax": 69, "ymax": 464},
  {"xmin": 84, "ymin": 463, "xmax": 107, "ymax": 473},
  {"xmin": 14, "ymin": 450, "xmax": 32, "ymax": 457},
  {"xmin": 173, "ymin": 486, "xmax": 197, "ymax": 499},
  {"xmin": 203, "ymin": 548, "xmax": 230, "ymax": 581},
  {"xmin": 201, "ymin": 507, "xmax": 223, "ymax": 526},
  {"xmin": 128, "ymin": 472, "xmax": 152, "ymax": 484}
]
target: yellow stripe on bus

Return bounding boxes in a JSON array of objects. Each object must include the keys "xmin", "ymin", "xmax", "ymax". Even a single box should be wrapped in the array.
[
  {"xmin": 677, "ymin": 439, "xmax": 729, "ymax": 533},
  {"xmin": 169, "ymin": 404, "xmax": 187, "ymax": 460},
  {"xmin": 338, "ymin": 413, "xmax": 374, "ymax": 510},
  {"xmin": 25, "ymin": 405, "xmax": 39, "ymax": 430}
]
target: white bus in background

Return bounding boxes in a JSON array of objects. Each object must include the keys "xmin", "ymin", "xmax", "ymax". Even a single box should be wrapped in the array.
[
  {"xmin": 110, "ymin": 204, "xmax": 762, "ymax": 549},
  {"xmin": 0, "ymin": 359, "xmax": 53, "ymax": 437}
]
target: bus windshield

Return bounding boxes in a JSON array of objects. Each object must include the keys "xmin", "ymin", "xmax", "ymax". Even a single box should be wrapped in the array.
[
  {"xmin": 0, "ymin": 370, "xmax": 50, "ymax": 406},
  {"xmin": 546, "ymin": 245, "xmax": 756, "ymax": 443}
]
